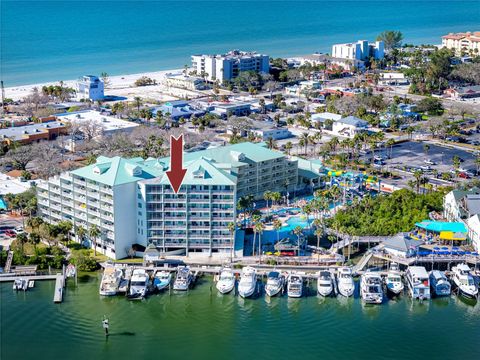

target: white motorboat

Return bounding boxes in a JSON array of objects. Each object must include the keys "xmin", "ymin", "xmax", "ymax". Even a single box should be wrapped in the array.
[
  {"xmin": 13, "ymin": 278, "xmax": 28, "ymax": 291},
  {"xmin": 216, "ymin": 268, "xmax": 235, "ymax": 295},
  {"xmin": 265, "ymin": 271, "xmax": 285, "ymax": 297},
  {"xmin": 317, "ymin": 270, "xmax": 334, "ymax": 297},
  {"xmin": 360, "ymin": 272, "xmax": 383, "ymax": 304},
  {"xmin": 173, "ymin": 266, "xmax": 194, "ymax": 291},
  {"xmin": 287, "ymin": 273, "xmax": 303, "ymax": 298},
  {"xmin": 238, "ymin": 266, "xmax": 257, "ymax": 298},
  {"xmin": 451, "ymin": 264, "xmax": 478, "ymax": 299},
  {"xmin": 99, "ymin": 266, "xmax": 123, "ymax": 296},
  {"xmin": 128, "ymin": 269, "xmax": 150, "ymax": 299},
  {"xmin": 385, "ymin": 263, "xmax": 404, "ymax": 296},
  {"xmin": 429, "ymin": 270, "xmax": 451, "ymax": 297},
  {"xmin": 28, "ymin": 280, "xmax": 35, "ymax": 288},
  {"xmin": 337, "ymin": 267, "xmax": 354, "ymax": 297},
  {"xmin": 153, "ymin": 270, "xmax": 172, "ymax": 291},
  {"xmin": 405, "ymin": 266, "xmax": 431, "ymax": 300}
]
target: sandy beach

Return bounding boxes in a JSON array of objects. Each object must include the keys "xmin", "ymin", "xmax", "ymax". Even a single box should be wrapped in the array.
[{"xmin": 4, "ymin": 68, "xmax": 185, "ymax": 102}]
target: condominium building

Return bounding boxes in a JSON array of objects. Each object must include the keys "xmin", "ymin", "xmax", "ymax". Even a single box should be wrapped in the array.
[
  {"xmin": 137, "ymin": 157, "xmax": 237, "ymax": 256},
  {"xmin": 37, "ymin": 156, "xmax": 163, "ymax": 259},
  {"xmin": 76, "ymin": 75, "xmax": 104, "ymax": 101},
  {"xmin": 332, "ymin": 40, "xmax": 384, "ymax": 61},
  {"xmin": 191, "ymin": 50, "xmax": 269, "ymax": 82},
  {"xmin": 442, "ymin": 32, "xmax": 480, "ymax": 55},
  {"xmin": 38, "ymin": 142, "xmax": 315, "ymax": 259}
]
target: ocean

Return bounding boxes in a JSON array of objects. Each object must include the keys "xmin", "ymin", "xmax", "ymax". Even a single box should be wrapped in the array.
[
  {"xmin": 1, "ymin": 1, "xmax": 479, "ymax": 86},
  {"xmin": 1, "ymin": 274, "xmax": 480, "ymax": 360}
]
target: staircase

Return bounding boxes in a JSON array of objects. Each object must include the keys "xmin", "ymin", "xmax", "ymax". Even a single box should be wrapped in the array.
[
  {"xmin": 353, "ymin": 252, "xmax": 373, "ymax": 274},
  {"xmin": 5, "ymin": 250, "xmax": 14, "ymax": 273}
]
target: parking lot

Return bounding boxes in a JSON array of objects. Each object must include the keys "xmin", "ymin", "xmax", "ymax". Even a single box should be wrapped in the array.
[
  {"xmin": 0, "ymin": 213, "xmax": 24, "ymax": 250},
  {"xmin": 380, "ymin": 141, "xmax": 478, "ymax": 176}
]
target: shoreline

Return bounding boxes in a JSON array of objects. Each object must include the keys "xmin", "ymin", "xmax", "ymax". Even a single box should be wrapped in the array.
[{"xmin": 4, "ymin": 68, "xmax": 184, "ymax": 102}]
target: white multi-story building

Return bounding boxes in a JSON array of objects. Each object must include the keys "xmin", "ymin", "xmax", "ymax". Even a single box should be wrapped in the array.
[
  {"xmin": 442, "ymin": 31, "xmax": 480, "ymax": 55},
  {"xmin": 38, "ymin": 142, "xmax": 319, "ymax": 259},
  {"xmin": 444, "ymin": 188, "xmax": 480, "ymax": 251},
  {"xmin": 191, "ymin": 50, "xmax": 269, "ymax": 83},
  {"xmin": 76, "ymin": 75, "xmax": 104, "ymax": 101},
  {"xmin": 37, "ymin": 156, "xmax": 163, "ymax": 259},
  {"xmin": 332, "ymin": 40, "xmax": 384, "ymax": 61},
  {"xmin": 137, "ymin": 157, "xmax": 237, "ymax": 257}
]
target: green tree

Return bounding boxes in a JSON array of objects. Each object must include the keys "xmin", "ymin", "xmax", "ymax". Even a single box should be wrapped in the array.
[
  {"xmin": 376, "ymin": 30, "xmax": 403, "ymax": 50},
  {"xmin": 293, "ymin": 226, "xmax": 303, "ymax": 257},
  {"xmin": 89, "ymin": 224, "xmax": 101, "ymax": 256}
]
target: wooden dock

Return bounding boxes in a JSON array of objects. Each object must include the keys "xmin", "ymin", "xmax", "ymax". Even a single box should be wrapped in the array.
[
  {"xmin": 53, "ymin": 274, "xmax": 64, "ymax": 303},
  {"xmin": 0, "ymin": 271, "xmax": 66, "ymax": 303}
]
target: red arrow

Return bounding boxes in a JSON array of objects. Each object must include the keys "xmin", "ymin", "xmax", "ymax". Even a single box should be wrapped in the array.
[{"xmin": 166, "ymin": 134, "xmax": 187, "ymax": 193}]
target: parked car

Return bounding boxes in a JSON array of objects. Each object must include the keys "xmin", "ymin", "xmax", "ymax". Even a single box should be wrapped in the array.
[
  {"xmin": 424, "ymin": 159, "xmax": 436, "ymax": 165},
  {"xmin": 458, "ymin": 172, "xmax": 470, "ymax": 179},
  {"xmin": 5, "ymin": 230, "xmax": 16, "ymax": 237}
]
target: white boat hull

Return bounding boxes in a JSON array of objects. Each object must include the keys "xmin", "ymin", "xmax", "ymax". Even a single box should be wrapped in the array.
[
  {"xmin": 265, "ymin": 286, "xmax": 282, "ymax": 297},
  {"xmin": 338, "ymin": 285, "xmax": 354, "ymax": 297},
  {"xmin": 318, "ymin": 287, "xmax": 333, "ymax": 297},
  {"xmin": 216, "ymin": 282, "xmax": 235, "ymax": 294}
]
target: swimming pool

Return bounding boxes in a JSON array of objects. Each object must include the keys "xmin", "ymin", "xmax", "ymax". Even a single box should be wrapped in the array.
[
  {"xmin": 0, "ymin": 196, "xmax": 7, "ymax": 210},
  {"xmin": 283, "ymin": 216, "xmax": 313, "ymax": 232}
]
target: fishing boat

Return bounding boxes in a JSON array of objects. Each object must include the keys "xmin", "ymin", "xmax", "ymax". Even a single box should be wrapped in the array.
[
  {"xmin": 127, "ymin": 269, "xmax": 150, "ymax": 299},
  {"xmin": 451, "ymin": 264, "xmax": 478, "ymax": 299},
  {"xmin": 317, "ymin": 270, "xmax": 334, "ymax": 297},
  {"xmin": 238, "ymin": 266, "xmax": 257, "ymax": 298},
  {"xmin": 385, "ymin": 263, "xmax": 404, "ymax": 296},
  {"xmin": 99, "ymin": 266, "xmax": 123, "ymax": 296},
  {"xmin": 265, "ymin": 271, "xmax": 285, "ymax": 297},
  {"xmin": 173, "ymin": 266, "xmax": 194, "ymax": 291},
  {"xmin": 429, "ymin": 270, "xmax": 451, "ymax": 297},
  {"xmin": 216, "ymin": 267, "xmax": 235, "ymax": 295},
  {"xmin": 153, "ymin": 270, "xmax": 172, "ymax": 292},
  {"xmin": 337, "ymin": 267, "xmax": 354, "ymax": 297},
  {"xmin": 360, "ymin": 272, "xmax": 383, "ymax": 304},
  {"xmin": 405, "ymin": 266, "xmax": 431, "ymax": 300},
  {"xmin": 287, "ymin": 273, "xmax": 303, "ymax": 298},
  {"xmin": 12, "ymin": 278, "xmax": 28, "ymax": 291}
]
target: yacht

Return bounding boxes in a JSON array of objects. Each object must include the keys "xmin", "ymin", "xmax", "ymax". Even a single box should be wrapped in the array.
[
  {"xmin": 128, "ymin": 269, "xmax": 150, "ymax": 299},
  {"xmin": 385, "ymin": 263, "xmax": 404, "ymax": 296},
  {"xmin": 429, "ymin": 270, "xmax": 451, "ymax": 297},
  {"xmin": 238, "ymin": 266, "xmax": 257, "ymax": 298},
  {"xmin": 13, "ymin": 278, "xmax": 28, "ymax": 291},
  {"xmin": 405, "ymin": 266, "xmax": 431, "ymax": 300},
  {"xmin": 153, "ymin": 270, "xmax": 172, "ymax": 292},
  {"xmin": 287, "ymin": 273, "xmax": 303, "ymax": 298},
  {"xmin": 99, "ymin": 266, "xmax": 123, "ymax": 296},
  {"xmin": 317, "ymin": 270, "xmax": 334, "ymax": 297},
  {"xmin": 173, "ymin": 266, "xmax": 194, "ymax": 291},
  {"xmin": 216, "ymin": 267, "xmax": 235, "ymax": 295},
  {"xmin": 337, "ymin": 267, "xmax": 355, "ymax": 297},
  {"xmin": 360, "ymin": 272, "xmax": 383, "ymax": 304},
  {"xmin": 265, "ymin": 271, "xmax": 285, "ymax": 297},
  {"xmin": 451, "ymin": 264, "xmax": 478, "ymax": 299}
]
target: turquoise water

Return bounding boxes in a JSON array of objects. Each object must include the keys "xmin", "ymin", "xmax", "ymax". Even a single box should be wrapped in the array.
[
  {"xmin": 1, "ymin": 274, "xmax": 480, "ymax": 360},
  {"xmin": 0, "ymin": 196, "xmax": 7, "ymax": 210},
  {"xmin": 1, "ymin": 1, "xmax": 479, "ymax": 86}
]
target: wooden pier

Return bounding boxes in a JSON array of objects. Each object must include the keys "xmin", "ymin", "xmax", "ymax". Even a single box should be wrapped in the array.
[{"xmin": 53, "ymin": 274, "xmax": 64, "ymax": 303}]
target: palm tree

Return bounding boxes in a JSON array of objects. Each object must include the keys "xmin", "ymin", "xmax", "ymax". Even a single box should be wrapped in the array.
[
  {"xmin": 251, "ymin": 214, "xmax": 262, "ymax": 257},
  {"xmin": 16, "ymin": 232, "xmax": 28, "ymax": 252},
  {"xmin": 89, "ymin": 224, "xmax": 100, "ymax": 256},
  {"xmin": 254, "ymin": 221, "xmax": 265, "ymax": 263},
  {"xmin": 76, "ymin": 225, "xmax": 86, "ymax": 244},
  {"xmin": 263, "ymin": 191, "xmax": 272, "ymax": 212},
  {"xmin": 28, "ymin": 232, "xmax": 41, "ymax": 251},
  {"xmin": 227, "ymin": 222, "xmax": 236, "ymax": 262},
  {"xmin": 475, "ymin": 156, "xmax": 480, "ymax": 176},
  {"xmin": 133, "ymin": 96, "xmax": 142, "ymax": 112},
  {"xmin": 266, "ymin": 137, "xmax": 276, "ymax": 150},
  {"xmin": 413, "ymin": 170, "xmax": 423, "ymax": 194},
  {"xmin": 284, "ymin": 141, "xmax": 293, "ymax": 156},
  {"xmin": 423, "ymin": 144, "xmax": 430, "ymax": 158},
  {"xmin": 272, "ymin": 219, "xmax": 282, "ymax": 244},
  {"xmin": 237, "ymin": 195, "xmax": 254, "ymax": 228},
  {"xmin": 293, "ymin": 226, "xmax": 303, "ymax": 257},
  {"xmin": 385, "ymin": 138, "xmax": 395, "ymax": 159},
  {"xmin": 300, "ymin": 132, "xmax": 309, "ymax": 155}
]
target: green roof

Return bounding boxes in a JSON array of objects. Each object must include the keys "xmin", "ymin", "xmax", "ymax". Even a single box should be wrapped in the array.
[
  {"xmin": 71, "ymin": 156, "xmax": 164, "ymax": 186},
  {"xmin": 158, "ymin": 142, "xmax": 285, "ymax": 168},
  {"xmin": 143, "ymin": 157, "xmax": 236, "ymax": 187}
]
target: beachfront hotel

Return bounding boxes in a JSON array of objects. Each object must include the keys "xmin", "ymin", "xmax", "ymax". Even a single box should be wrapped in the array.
[
  {"xmin": 37, "ymin": 142, "xmax": 323, "ymax": 259},
  {"xmin": 442, "ymin": 31, "xmax": 480, "ymax": 55},
  {"xmin": 191, "ymin": 50, "xmax": 269, "ymax": 82},
  {"xmin": 331, "ymin": 40, "xmax": 384, "ymax": 62}
]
